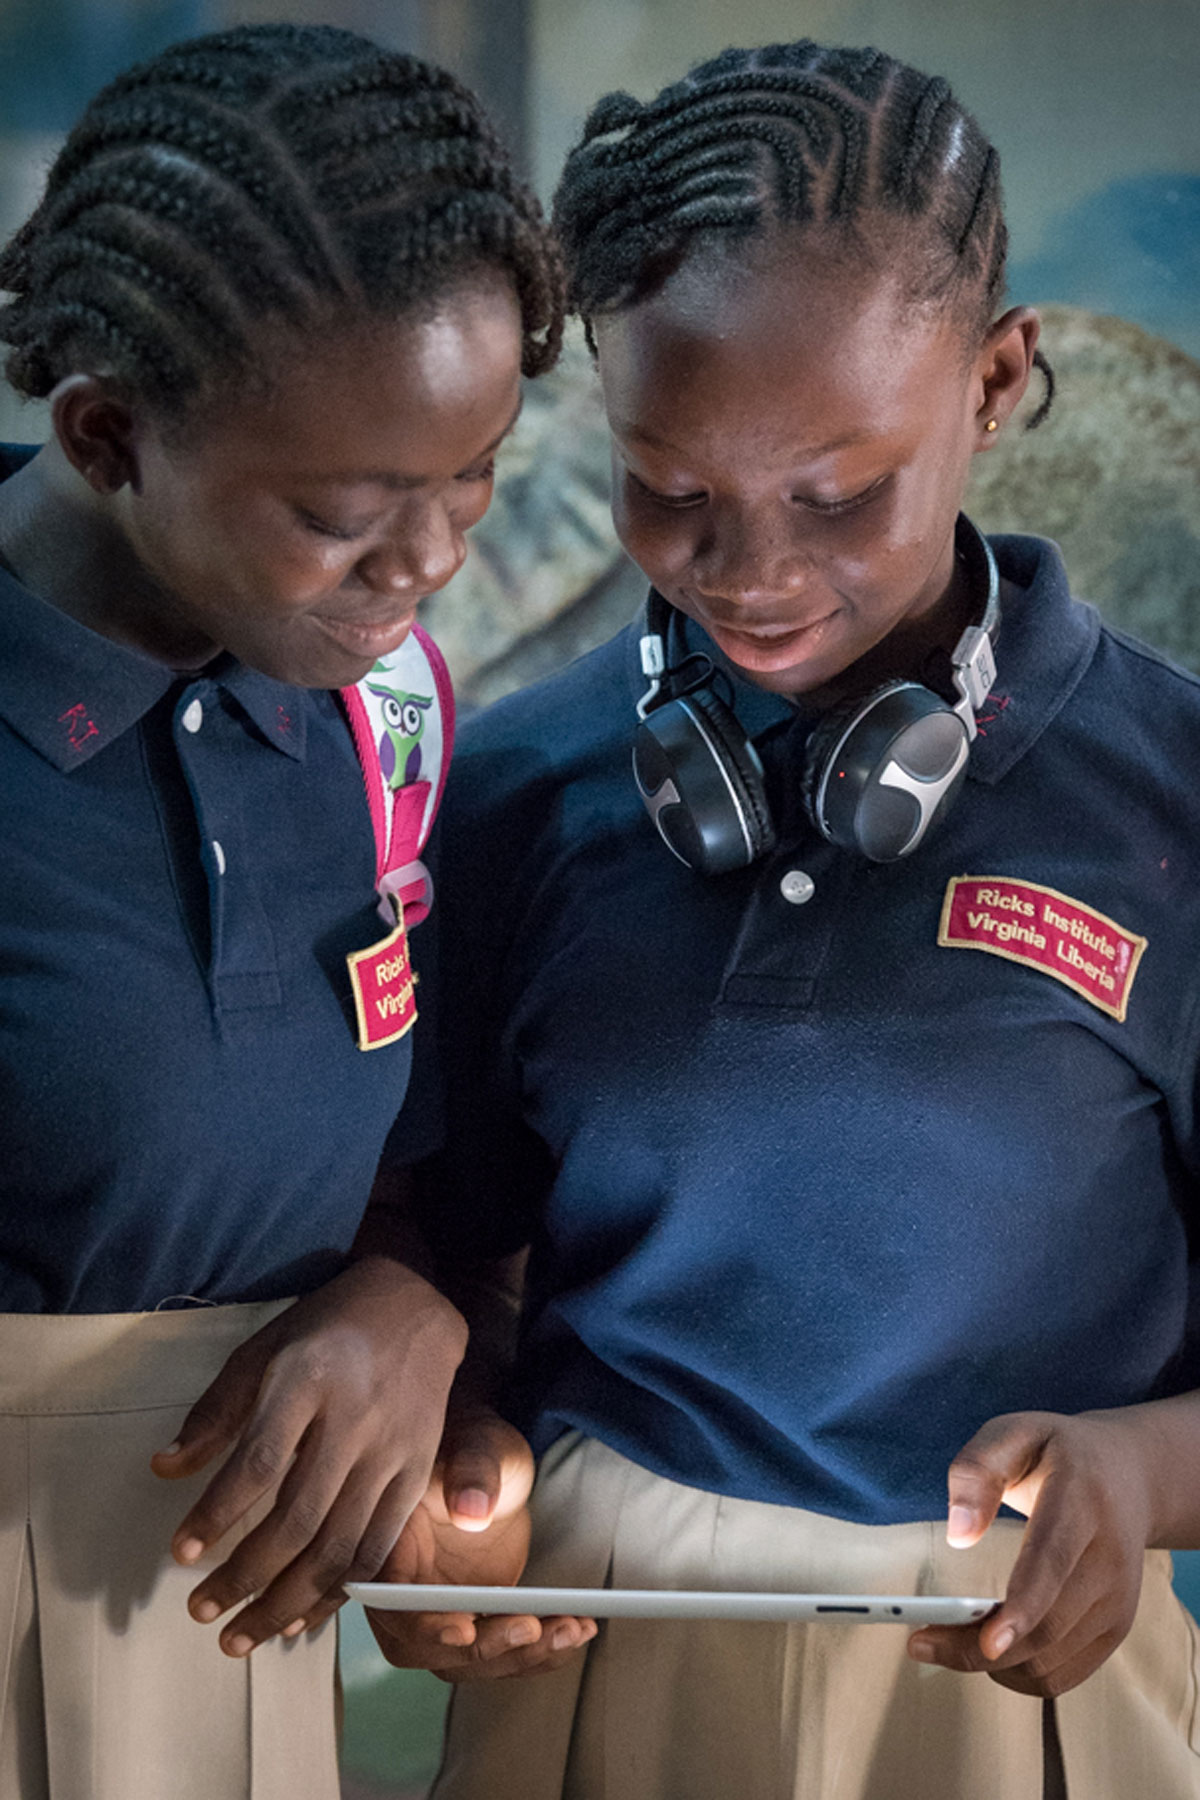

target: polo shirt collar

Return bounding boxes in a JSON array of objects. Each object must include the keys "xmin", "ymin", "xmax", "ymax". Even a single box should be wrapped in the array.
[
  {"xmin": 0, "ymin": 565, "xmax": 176, "ymax": 771},
  {"xmin": 0, "ymin": 565, "xmax": 309, "ymax": 771},
  {"xmin": 964, "ymin": 534, "xmax": 1099, "ymax": 786},
  {"xmin": 626, "ymin": 534, "xmax": 1099, "ymax": 787},
  {"xmin": 217, "ymin": 658, "xmax": 309, "ymax": 762}
]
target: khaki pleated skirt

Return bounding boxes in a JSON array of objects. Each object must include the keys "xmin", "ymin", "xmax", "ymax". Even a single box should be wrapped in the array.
[
  {"xmin": 432, "ymin": 1433, "xmax": 1200, "ymax": 1800},
  {"xmin": 0, "ymin": 1303, "xmax": 340, "ymax": 1800}
]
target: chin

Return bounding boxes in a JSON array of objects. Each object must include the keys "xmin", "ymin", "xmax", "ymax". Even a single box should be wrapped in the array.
[{"xmin": 228, "ymin": 636, "xmax": 374, "ymax": 691}]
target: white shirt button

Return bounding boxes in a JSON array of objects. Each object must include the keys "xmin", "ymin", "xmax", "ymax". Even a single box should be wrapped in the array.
[
  {"xmin": 182, "ymin": 698, "xmax": 204, "ymax": 733},
  {"xmin": 780, "ymin": 869, "xmax": 815, "ymax": 905},
  {"xmin": 212, "ymin": 840, "xmax": 226, "ymax": 876}
]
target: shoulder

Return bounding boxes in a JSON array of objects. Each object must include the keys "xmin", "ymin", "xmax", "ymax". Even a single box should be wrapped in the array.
[
  {"xmin": 995, "ymin": 529, "xmax": 1200, "ymax": 718},
  {"xmin": 448, "ymin": 625, "xmax": 635, "ymax": 812},
  {"xmin": 992, "ymin": 536, "xmax": 1200, "ymax": 871}
]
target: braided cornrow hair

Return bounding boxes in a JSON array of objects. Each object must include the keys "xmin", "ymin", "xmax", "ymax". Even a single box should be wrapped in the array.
[
  {"xmin": 0, "ymin": 23, "xmax": 564, "ymax": 419},
  {"xmin": 554, "ymin": 41, "xmax": 1052, "ymax": 425}
]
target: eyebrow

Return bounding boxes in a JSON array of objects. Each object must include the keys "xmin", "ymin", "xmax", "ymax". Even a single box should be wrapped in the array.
[
  {"xmin": 617, "ymin": 420, "xmax": 872, "ymax": 461},
  {"xmin": 299, "ymin": 398, "xmax": 524, "ymax": 491}
]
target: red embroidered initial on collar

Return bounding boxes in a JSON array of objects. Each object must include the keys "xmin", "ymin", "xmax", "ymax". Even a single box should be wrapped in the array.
[{"xmin": 58, "ymin": 703, "xmax": 98, "ymax": 751}]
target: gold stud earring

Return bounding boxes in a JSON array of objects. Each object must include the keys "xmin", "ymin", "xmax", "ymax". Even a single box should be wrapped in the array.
[{"xmin": 985, "ymin": 418, "xmax": 998, "ymax": 433}]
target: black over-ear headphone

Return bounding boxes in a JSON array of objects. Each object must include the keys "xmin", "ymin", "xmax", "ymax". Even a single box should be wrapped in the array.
[{"xmin": 632, "ymin": 513, "xmax": 999, "ymax": 874}]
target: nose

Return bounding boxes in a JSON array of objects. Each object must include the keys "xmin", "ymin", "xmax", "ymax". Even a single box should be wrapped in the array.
[
  {"xmin": 355, "ymin": 503, "xmax": 465, "ymax": 599},
  {"xmin": 692, "ymin": 503, "xmax": 810, "ymax": 605}
]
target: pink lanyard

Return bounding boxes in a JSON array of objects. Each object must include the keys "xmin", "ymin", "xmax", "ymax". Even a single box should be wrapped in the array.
[{"xmin": 339, "ymin": 621, "xmax": 456, "ymax": 926}]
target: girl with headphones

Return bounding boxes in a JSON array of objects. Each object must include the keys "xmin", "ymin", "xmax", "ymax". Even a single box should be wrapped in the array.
[{"xmin": 368, "ymin": 41, "xmax": 1200, "ymax": 1800}]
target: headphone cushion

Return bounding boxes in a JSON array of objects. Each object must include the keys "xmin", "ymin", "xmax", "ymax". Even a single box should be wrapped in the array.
[
  {"xmin": 633, "ymin": 685, "xmax": 776, "ymax": 874},
  {"xmin": 685, "ymin": 686, "xmax": 774, "ymax": 852},
  {"xmin": 803, "ymin": 682, "xmax": 970, "ymax": 860}
]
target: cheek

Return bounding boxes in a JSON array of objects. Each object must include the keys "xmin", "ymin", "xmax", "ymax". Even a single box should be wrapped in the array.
[
  {"xmin": 611, "ymin": 486, "xmax": 693, "ymax": 576},
  {"xmin": 457, "ymin": 480, "xmax": 495, "ymax": 532},
  {"xmin": 202, "ymin": 507, "xmax": 354, "ymax": 607}
]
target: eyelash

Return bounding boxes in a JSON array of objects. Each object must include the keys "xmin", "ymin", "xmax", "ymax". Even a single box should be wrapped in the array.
[
  {"xmin": 298, "ymin": 509, "xmax": 366, "ymax": 542},
  {"xmin": 297, "ymin": 459, "xmax": 497, "ymax": 542},
  {"xmin": 628, "ymin": 473, "xmax": 886, "ymax": 515},
  {"xmin": 628, "ymin": 474, "xmax": 704, "ymax": 509},
  {"xmin": 794, "ymin": 479, "xmax": 886, "ymax": 517}
]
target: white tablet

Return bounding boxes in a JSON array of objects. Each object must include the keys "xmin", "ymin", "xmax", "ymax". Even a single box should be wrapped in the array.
[{"xmin": 346, "ymin": 1583, "xmax": 995, "ymax": 1625}]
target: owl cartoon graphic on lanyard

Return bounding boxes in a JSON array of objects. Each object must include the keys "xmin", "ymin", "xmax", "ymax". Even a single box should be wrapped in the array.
[{"xmin": 366, "ymin": 672, "xmax": 434, "ymax": 790}]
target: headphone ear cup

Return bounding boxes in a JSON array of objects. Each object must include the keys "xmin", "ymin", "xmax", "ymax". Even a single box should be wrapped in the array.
[
  {"xmin": 686, "ymin": 686, "xmax": 776, "ymax": 854},
  {"xmin": 803, "ymin": 681, "xmax": 971, "ymax": 861},
  {"xmin": 633, "ymin": 685, "xmax": 776, "ymax": 875}
]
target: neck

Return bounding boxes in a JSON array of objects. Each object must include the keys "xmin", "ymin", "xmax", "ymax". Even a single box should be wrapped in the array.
[
  {"xmin": 0, "ymin": 442, "xmax": 217, "ymax": 669},
  {"xmin": 803, "ymin": 534, "xmax": 974, "ymax": 714}
]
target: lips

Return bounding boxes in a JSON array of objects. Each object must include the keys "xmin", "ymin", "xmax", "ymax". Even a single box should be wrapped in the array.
[
  {"xmin": 312, "ymin": 609, "xmax": 417, "ymax": 661},
  {"xmin": 697, "ymin": 606, "xmax": 838, "ymax": 674}
]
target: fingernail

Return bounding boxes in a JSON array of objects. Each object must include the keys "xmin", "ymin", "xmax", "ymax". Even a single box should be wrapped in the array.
[
  {"xmin": 506, "ymin": 1620, "xmax": 539, "ymax": 1648},
  {"xmin": 550, "ymin": 1625, "xmax": 577, "ymax": 1651},
  {"xmin": 282, "ymin": 1618, "xmax": 307, "ymax": 1638},
  {"xmin": 452, "ymin": 1488, "xmax": 492, "ymax": 1521},
  {"xmin": 947, "ymin": 1506, "xmax": 977, "ymax": 1545},
  {"xmin": 192, "ymin": 1599, "xmax": 221, "ymax": 1623},
  {"xmin": 988, "ymin": 1625, "xmax": 1016, "ymax": 1659},
  {"xmin": 908, "ymin": 1638, "xmax": 934, "ymax": 1662},
  {"xmin": 224, "ymin": 1634, "xmax": 254, "ymax": 1658},
  {"xmin": 157, "ymin": 1440, "xmax": 182, "ymax": 1458},
  {"xmin": 175, "ymin": 1536, "xmax": 206, "ymax": 1565},
  {"xmin": 439, "ymin": 1626, "xmax": 469, "ymax": 1648}
]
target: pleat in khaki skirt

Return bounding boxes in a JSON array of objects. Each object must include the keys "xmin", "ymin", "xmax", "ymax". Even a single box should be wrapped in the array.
[{"xmin": 0, "ymin": 1303, "xmax": 339, "ymax": 1800}]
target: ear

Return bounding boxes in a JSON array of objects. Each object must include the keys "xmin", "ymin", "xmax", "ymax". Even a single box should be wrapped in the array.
[
  {"xmin": 49, "ymin": 375, "xmax": 141, "ymax": 495},
  {"xmin": 971, "ymin": 306, "xmax": 1040, "ymax": 450}
]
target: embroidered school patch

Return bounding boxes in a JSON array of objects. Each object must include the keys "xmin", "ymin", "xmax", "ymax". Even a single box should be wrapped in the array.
[
  {"xmin": 346, "ymin": 900, "xmax": 417, "ymax": 1050},
  {"xmin": 937, "ymin": 876, "xmax": 1146, "ymax": 1022}
]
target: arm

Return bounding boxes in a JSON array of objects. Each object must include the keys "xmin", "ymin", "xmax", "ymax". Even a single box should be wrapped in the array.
[
  {"xmin": 908, "ymin": 1389, "xmax": 1200, "ymax": 1696},
  {"xmin": 152, "ymin": 1163, "xmax": 468, "ymax": 1657}
]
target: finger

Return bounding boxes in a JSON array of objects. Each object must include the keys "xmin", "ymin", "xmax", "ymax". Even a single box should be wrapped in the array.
[
  {"xmin": 170, "ymin": 1371, "xmax": 329, "ymax": 1564},
  {"xmin": 907, "ymin": 1620, "xmax": 991, "ymax": 1675},
  {"xmin": 910, "ymin": 1558, "xmax": 1107, "ymax": 1679},
  {"xmin": 185, "ymin": 1433, "xmax": 349, "ymax": 1608},
  {"xmin": 986, "ymin": 1602, "xmax": 1128, "ymax": 1697},
  {"xmin": 440, "ymin": 1436, "xmax": 504, "ymax": 1532},
  {"xmin": 151, "ymin": 1343, "xmax": 268, "ymax": 1489},
  {"xmin": 368, "ymin": 1608, "xmax": 481, "ymax": 1668},
  {"xmin": 202, "ymin": 1466, "xmax": 422, "ymax": 1652},
  {"xmin": 437, "ymin": 1618, "xmax": 599, "ymax": 1684},
  {"xmin": 945, "ymin": 1414, "xmax": 1052, "ymax": 1547},
  {"xmin": 272, "ymin": 1583, "xmax": 349, "ymax": 1643},
  {"xmin": 976, "ymin": 1472, "xmax": 1093, "ymax": 1659},
  {"xmin": 465, "ymin": 1612, "xmax": 546, "ymax": 1659}
]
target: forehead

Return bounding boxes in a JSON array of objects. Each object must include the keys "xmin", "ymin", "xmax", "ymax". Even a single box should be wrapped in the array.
[
  {"xmin": 595, "ymin": 235, "xmax": 966, "ymax": 461},
  {"xmin": 176, "ymin": 281, "xmax": 524, "ymax": 477}
]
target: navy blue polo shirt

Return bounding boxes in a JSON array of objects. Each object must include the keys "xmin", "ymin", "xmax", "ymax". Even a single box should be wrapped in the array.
[
  {"xmin": 408, "ymin": 535, "xmax": 1200, "ymax": 1526},
  {"xmin": 0, "ymin": 445, "xmax": 433, "ymax": 1313}
]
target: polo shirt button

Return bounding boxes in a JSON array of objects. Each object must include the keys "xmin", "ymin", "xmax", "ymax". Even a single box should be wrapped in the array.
[
  {"xmin": 780, "ymin": 869, "xmax": 815, "ymax": 905},
  {"xmin": 182, "ymin": 698, "xmax": 204, "ymax": 733},
  {"xmin": 212, "ymin": 840, "xmax": 226, "ymax": 875}
]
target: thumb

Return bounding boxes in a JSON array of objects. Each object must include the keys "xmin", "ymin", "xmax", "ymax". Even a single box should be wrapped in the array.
[
  {"xmin": 945, "ymin": 1412, "xmax": 1053, "ymax": 1547},
  {"xmin": 438, "ymin": 1420, "xmax": 506, "ymax": 1532}
]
